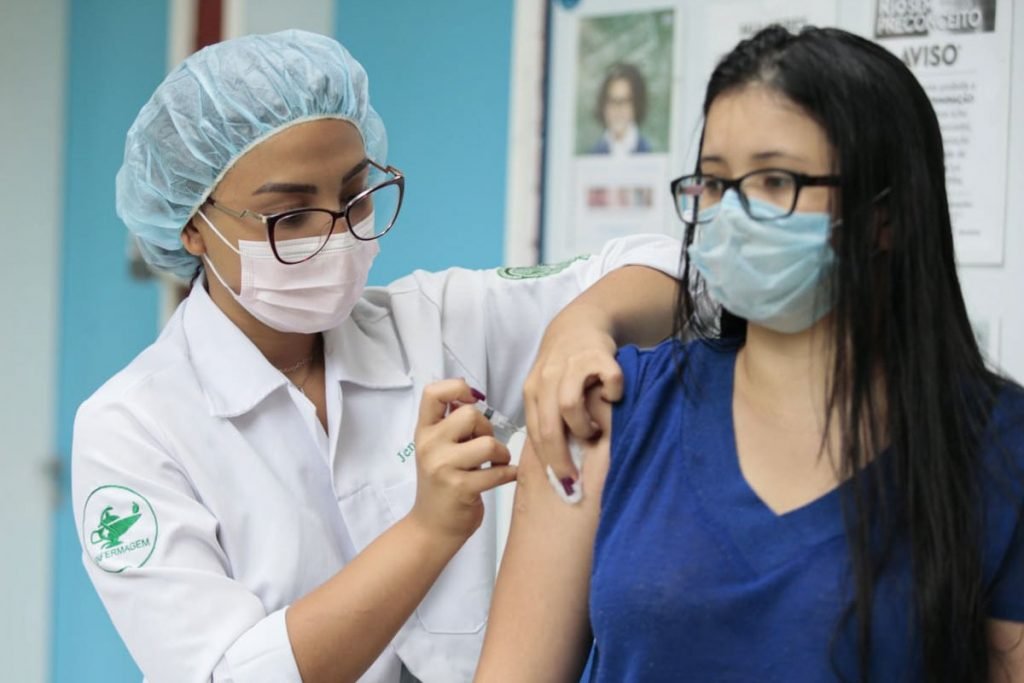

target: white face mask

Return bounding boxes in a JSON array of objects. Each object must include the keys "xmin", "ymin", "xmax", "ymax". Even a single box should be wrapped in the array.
[{"xmin": 198, "ymin": 210, "xmax": 379, "ymax": 333}]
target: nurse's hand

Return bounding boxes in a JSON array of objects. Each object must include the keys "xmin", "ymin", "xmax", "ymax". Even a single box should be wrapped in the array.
[
  {"xmin": 523, "ymin": 302, "xmax": 624, "ymax": 491},
  {"xmin": 411, "ymin": 379, "xmax": 517, "ymax": 541}
]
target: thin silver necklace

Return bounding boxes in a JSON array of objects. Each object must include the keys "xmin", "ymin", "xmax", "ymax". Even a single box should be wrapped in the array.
[
  {"xmin": 275, "ymin": 337, "xmax": 321, "ymax": 396},
  {"xmin": 276, "ymin": 355, "xmax": 314, "ymax": 375},
  {"xmin": 293, "ymin": 363, "xmax": 314, "ymax": 395}
]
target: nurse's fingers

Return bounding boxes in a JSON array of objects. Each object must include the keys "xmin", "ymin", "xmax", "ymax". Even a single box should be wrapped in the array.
[
  {"xmin": 462, "ymin": 464, "xmax": 519, "ymax": 494},
  {"xmin": 446, "ymin": 435, "xmax": 512, "ymax": 471},
  {"xmin": 427, "ymin": 404, "xmax": 495, "ymax": 446},
  {"xmin": 417, "ymin": 379, "xmax": 482, "ymax": 428}
]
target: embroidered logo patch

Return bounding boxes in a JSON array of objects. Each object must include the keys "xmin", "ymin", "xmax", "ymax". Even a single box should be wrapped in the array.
[
  {"xmin": 82, "ymin": 485, "xmax": 158, "ymax": 573},
  {"xmin": 497, "ymin": 255, "xmax": 591, "ymax": 280}
]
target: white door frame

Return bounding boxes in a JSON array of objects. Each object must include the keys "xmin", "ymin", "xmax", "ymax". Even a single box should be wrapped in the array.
[{"xmin": 0, "ymin": 1, "xmax": 67, "ymax": 680}]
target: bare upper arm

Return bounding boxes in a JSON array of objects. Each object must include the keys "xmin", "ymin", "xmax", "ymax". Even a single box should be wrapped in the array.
[
  {"xmin": 990, "ymin": 619, "xmax": 1024, "ymax": 682},
  {"xmin": 475, "ymin": 389, "xmax": 612, "ymax": 682}
]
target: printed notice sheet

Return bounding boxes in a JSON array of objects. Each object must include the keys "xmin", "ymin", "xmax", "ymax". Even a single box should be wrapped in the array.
[{"xmin": 875, "ymin": 0, "xmax": 1013, "ymax": 265}]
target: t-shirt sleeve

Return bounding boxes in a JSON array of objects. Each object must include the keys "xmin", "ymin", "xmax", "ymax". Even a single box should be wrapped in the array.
[
  {"xmin": 985, "ymin": 386, "xmax": 1024, "ymax": 622},
  {"xmin": 613, "ymin": 345, "xmax": 645, "ymax": 430},
  {"xmin": 610, "ymin": 342, "xmax": 679, "ymax": 462},
  {"xmin": 989, "ymin": 508, "xmax": 1024, "ymax": 621}
]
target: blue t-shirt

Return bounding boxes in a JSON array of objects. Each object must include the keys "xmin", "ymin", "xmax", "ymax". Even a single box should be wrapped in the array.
[{"xmin": 588, "ymin": 340, "xmax": 1024, "ymax": 682}]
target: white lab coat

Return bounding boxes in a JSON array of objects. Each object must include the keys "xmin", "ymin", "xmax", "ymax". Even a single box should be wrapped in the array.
[{"xmin": 71, "ymin": 234, "xmax": 680, "ymax": 683}]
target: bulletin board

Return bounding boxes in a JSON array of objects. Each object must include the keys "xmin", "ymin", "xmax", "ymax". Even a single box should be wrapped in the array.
[{"xmin": 509, "ymin": 0, "xmax": 1022, "ymax": 380}]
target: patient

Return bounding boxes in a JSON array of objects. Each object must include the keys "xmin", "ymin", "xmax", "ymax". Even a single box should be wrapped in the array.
[{"xmin": 476, "ymin": 25, "xmax": 1024, "ymax": 683}]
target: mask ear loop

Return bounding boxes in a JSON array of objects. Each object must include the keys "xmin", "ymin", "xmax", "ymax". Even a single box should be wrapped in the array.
[
  {"xmin": 828, "ymin": 186, "xmax": 892, "ymax": 232},
  {"xmin": 197, "ymin": 210, "xmax": 242, "ymax": 255},
  {"xmin": 195, "ymin": 210, "xmax": 244, "ymax": 296}
]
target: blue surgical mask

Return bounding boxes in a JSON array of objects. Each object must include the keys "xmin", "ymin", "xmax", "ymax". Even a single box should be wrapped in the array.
[{"xmin": 687, "ymin": 191, "xmax": 835, "ymax": 334}]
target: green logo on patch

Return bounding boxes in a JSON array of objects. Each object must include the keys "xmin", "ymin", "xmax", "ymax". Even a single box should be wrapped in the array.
[
  {"xmin": 91, "ymin": 503, "xmax": 142, "ymax": 549},
  {"xmin": 497, "ymin": 255, "xmax": 591, "ymax": 280},
  {"xmin": 82, "ymin": 485, "xmax": 158, "ymax": 573}
]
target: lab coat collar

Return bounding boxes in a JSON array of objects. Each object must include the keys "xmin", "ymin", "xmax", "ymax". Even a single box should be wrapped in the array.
[
  {"xmin": 183, "ymin": 277, "xmax": 291, "ymax": 418},
  {"xmin": 325, "ymin": 297, "xmax": 413, "ymax": 391},
  {"xmin": 183, "ymin": 278, "xmax": 413, "ymax": 418}
]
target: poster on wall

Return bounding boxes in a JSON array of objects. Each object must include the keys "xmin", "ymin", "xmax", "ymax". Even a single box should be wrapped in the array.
[
  {"xmin": 874, "ymin": 0, "xmax": 1013, "ymax": 265},
  {"xmin": 567, "ymin": 8, "xmax": 677, "ymax": 257},
  {"xmin": 700, "ymin": 0, "xmax": 839, "ymax": 88},
  {"xmin": 542, "ymin": 1, "xmax": 684, "ymax": 262}
]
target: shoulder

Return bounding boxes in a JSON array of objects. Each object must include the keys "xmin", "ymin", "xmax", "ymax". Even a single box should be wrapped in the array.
[
  {"xmin": 359, "ymin": 269, "xmax": 485, "ymax": 337},
  {"xmin": 616, "ymin": 338, "xmax": 726, "ymax": 394},
  {"xmin": 980, "ymin": 379, "xmax": 1024, "ymax": 618},
  {"xmin": 980, "ymin": 379, "xmax": 1024, "ymax": 489},
  {"xmin": 989, "ymin": 380, "xmax": 1024, "ymax": 439},
  {"xmin": 73, "ymin": 320, "xmax": 200, "ymax": 471},
  {"xmin": 614, "ymin": 339, "xmax": 732, "ymax": 430},
  {"xmin": 71, "ymin": 335, "xmax": 199, "ymax": 546},
  {"xmin": 366, "ymin": 267, "xmax": 489, "ymax": 307},
  {"xmin": 615, "ymin": 339, "xmax": 677, "ymax": 392},
  {"xmin": 367, "ymin": 259, "xmax": 597, "ymax": 313},
  {"xmin": 79, "ymin": 325, "xmax": 194, "ymax": 421},
  {"xmin": 601, "ymin": 341, "xmax": 730, "ymax": 506},
  {"xmin": 980, "ymin": 380, "xmax": 1024, "ymax": 475}
]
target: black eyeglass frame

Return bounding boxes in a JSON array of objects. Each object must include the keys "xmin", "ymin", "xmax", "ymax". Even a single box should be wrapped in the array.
[
  {"xmin": 205, "ymin": 158, "xmax": 405, "ymax": 265},
  {"xmin": 669, "ymin": 168, "xmax": 840, "ymax": 224}
]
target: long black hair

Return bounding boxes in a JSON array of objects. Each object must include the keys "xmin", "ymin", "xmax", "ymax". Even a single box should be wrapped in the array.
[{"xmin": 674, "ymin": 25, "xmax": 1008, "ymax": 681}]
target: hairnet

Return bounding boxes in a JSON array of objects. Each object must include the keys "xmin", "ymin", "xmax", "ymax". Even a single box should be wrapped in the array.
[{"xmin": 116, "ymin": 29, "xmax": 387, "ymax": 280}]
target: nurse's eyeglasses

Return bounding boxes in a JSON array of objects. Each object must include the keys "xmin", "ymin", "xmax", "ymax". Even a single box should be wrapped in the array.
[
  {"xmin": 205, "ymin": 158, "xmax": 405, "ymax": 265},
  {"xmin": 670, "ymin": 169, "xmax": 840, "ymax": 224}
]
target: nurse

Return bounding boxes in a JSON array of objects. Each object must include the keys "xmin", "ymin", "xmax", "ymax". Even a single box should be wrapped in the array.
[{"xmin": 72, "ymin": 30, "xmax": 680, "ymax": 683}]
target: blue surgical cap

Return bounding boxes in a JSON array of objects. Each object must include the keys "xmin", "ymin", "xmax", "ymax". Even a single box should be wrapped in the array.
[{"xmin": 116, "ymin": 29, "xmax": 387, "ymax": 280}]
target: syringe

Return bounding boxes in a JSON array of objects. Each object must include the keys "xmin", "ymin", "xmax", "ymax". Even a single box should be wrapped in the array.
[
  {"xmin": 473, "ymin": 399, "xmax": 583, "ymax": 505},
  {"xmin": 474, "ymin": 401, "xmax": 522, "ymax": 446}
]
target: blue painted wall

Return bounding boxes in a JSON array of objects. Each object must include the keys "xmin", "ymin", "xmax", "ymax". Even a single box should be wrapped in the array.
[
  {"xmin": 335, "ymin": 0, "xmax": 515, "ymax": 285},
  {"xmin": 51, "ymin": 1, "xmax": 167, "ymax": 680}
]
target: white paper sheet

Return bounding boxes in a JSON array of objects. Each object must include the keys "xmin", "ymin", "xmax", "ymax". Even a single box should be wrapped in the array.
[{"xmin": 874, "ymin": 0, "xmax": 1013, "ymax": 265}]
